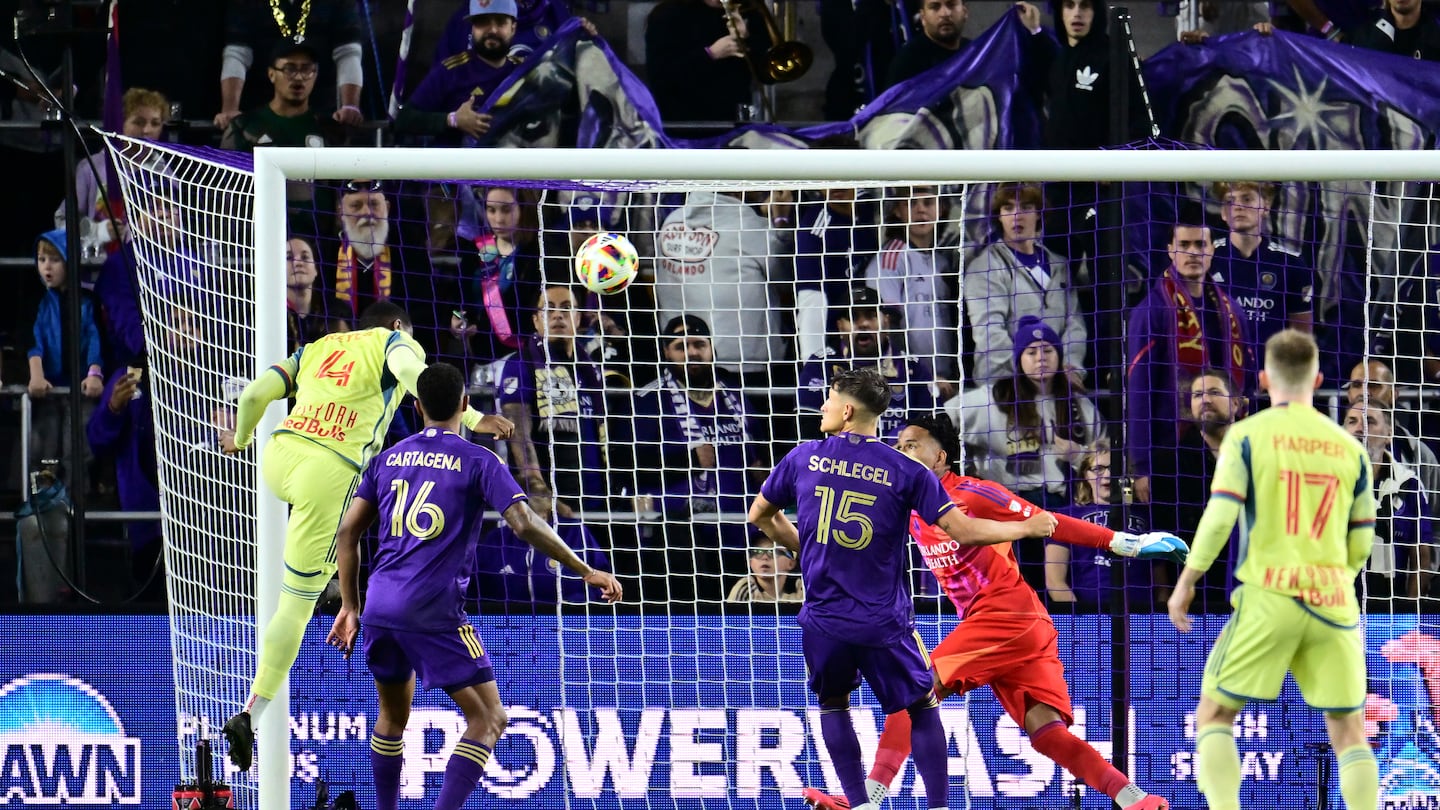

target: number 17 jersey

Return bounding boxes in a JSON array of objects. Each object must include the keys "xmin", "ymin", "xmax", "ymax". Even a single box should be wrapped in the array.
[
  {"xmin": 1207, "ymin": 402, "xmax": 1376, "ymax": 624},
  {"xmin": 759, "ymin": 432, "xmax": 955, "ymax": 647},
  {"xmin": 358, "ymin": 428, "xmax": 528, "ymax": 632}
]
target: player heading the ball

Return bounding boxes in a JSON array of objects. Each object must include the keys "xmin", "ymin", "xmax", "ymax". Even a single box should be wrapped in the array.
[
  {"xmin": 1169, "ymin": 329, "xmax": 1378, "ymax": 810},
  {"xmin": 218, "ymin": 301, "xmax": 514, "ymax": 772},
  {"xmin": 327, "ymin": 362, "xmax": 620, "ymax": 810},
  {"xmin": 748, "ymin": 367, "xmax": 1058, "ymax": 810}
]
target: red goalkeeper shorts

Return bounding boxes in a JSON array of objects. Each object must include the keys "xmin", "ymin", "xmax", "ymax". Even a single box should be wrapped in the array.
[{"xmin": 929, "ymin": 587, "xmax": 1074, "ymax": 726}]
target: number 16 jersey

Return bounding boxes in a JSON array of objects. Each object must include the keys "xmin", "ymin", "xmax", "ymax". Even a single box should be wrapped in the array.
[
  {"xmin": 759, "ymin": 432, "xmax": 955, "ymax": 647},
  {"xmin": 358, "ymin": 428, "xmax": 528, "ymax": 632}
]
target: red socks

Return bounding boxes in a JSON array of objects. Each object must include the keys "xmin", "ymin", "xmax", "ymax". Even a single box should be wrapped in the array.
[
  {"xmin": 868, "ymin": 711, "xmax": 913, "ymax": 786},
  {"xmin": 870, "ymin": 712, "xmax": 1131, "ymax": 803},
  {"xmin": 1029, "ymin": 720, "xmax": 1129, "ymax": 800}
]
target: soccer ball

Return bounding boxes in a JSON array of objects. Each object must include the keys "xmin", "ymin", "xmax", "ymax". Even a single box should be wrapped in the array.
[{"xmin": 574, "ymin": 232, "xmax": 640, "ymax": 295}]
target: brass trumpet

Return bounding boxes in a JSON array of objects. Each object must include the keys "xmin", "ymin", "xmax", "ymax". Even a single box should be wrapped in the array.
[{"xmin": 720, "ymin": 0, "xmax": 814, "ymax": 84}]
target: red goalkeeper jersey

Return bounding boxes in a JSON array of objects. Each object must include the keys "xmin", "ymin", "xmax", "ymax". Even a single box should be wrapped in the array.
[{"xmin": 909, "ymin": 472, "xmax": 1113, "ymax": 618}]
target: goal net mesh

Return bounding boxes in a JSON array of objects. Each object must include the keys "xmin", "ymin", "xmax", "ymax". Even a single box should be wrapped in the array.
[{"xmin": 104, "ymin": 134, "xmax": 1437, "ymax": 810}]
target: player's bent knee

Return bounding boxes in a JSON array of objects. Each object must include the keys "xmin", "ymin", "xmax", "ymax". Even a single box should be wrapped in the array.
[{"xmin": 819, "ymin": 695, "xmax": 851, "ymax": 710}]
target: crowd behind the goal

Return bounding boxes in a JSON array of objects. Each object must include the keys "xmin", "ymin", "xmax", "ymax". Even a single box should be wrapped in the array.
[{"xmin": 1, "ymin": 0, "xmax": 1437, "ymax": 609}]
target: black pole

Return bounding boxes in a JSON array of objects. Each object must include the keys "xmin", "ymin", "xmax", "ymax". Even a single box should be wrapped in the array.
[
  {"xmin": 59, "ymin": 0, "xmax": 89, "ymax": 591},
  {"xmin": 1103, "ymin": 2, "xmax": 1133, "ymax": 781}
]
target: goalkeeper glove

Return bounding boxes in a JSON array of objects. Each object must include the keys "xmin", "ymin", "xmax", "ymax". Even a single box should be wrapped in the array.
[{"xmin": 1109, "ymin": 531, "xmax": 1189, "ymax": 564}]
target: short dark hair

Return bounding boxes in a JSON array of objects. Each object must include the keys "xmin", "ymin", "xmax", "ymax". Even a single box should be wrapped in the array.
[
  {"xmin": 904, "ymin": 412, "xmax": 961, "ymax": 471},
  {"xmin": 1188, "ymin": 368, "xmax": 1237, "ymax": 395},
  {"xmin": 416, "ymin": 363, "xmax": 465, "ymax": 422},
  {"xmin": 533, "ymin": 282, "xmax": 579, "ymax": 310},
  {"xmin": 358, "ymin": 301, "xmax": 412, "ymax": 331},
  {"xmin": 831, "ymin": 367, "xmax": 893, "ymax": 419}
]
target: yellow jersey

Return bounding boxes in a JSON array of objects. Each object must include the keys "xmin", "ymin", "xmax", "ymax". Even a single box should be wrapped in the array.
[
  {"xmin": 1192, "ymin": 402, "xmax": 1376, "ymax": 623},
  {"xmin": 269, "ymin": 328, "xmax": 425, "ymax": 469}
]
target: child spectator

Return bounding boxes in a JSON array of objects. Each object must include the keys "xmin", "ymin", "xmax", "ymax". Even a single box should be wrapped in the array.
[
  {"xmin": 27, "ymin": 228, "xmax": 104, "ymax": 484},
  {"xmin": 965, "ymin": 182, "xmax": 1085, "ymax": 385},
  {"xmin": 1045, "ymin": 440, "xmax": 1153, "ymax": 609},
  {"xmin": 727, "ymin": 536, "xmax": 805, "ymax": 603}
]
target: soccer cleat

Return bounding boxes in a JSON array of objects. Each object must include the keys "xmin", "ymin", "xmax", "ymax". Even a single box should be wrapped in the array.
[
  {"xmin": 801, "ymin": 787, "xmax": 851, "ymax": 810},
  {"xmin": 223, "ymin": 711, "xmax": 254, "ymax": 771},
  {"xmin": 1122, "ymin": 796, "xmax": 1169, "ymax": 810}
]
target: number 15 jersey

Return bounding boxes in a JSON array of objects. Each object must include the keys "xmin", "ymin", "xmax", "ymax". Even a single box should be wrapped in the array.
[
  {"xmin": 358, "ymin": 428, "xmax": 528, "ymax": 631},
  {"xmin": 759, "ymin": 432, "xmax": 955, "ymax": 647},
  {"xmin": 1202, "ymin": 402, "xmax": 1376, "ymax": 624}
]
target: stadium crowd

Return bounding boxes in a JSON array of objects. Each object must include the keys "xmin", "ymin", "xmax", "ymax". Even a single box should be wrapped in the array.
[{"xmin": 0, "ymin": 0, "xmax": 1437, "ymax": 611}]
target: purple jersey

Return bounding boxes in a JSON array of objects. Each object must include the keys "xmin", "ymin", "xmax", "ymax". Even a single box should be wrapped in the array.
[
  {"xmin": 1210, "ymin": 236, "xmax": 1314, "ymax": 352},
  {"xmin": 1049, "ymin": 503, "xmax": 1151, "ymax": 608},
  {"xmin": 406, "ymin": 52, "xmax": 519, "ymax": 116},
  {"xmin": 759, "ymin": 432, "xmax": 955, "ymax": 646},
  {"xmin": 357, "ymin": 427, "xmax": 527, "ymax": 631}
]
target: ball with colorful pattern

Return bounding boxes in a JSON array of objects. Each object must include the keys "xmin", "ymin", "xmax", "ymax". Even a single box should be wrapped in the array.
[{"xmin": 574, "ymin": 232, "xmax": 640, "ymax": 295}]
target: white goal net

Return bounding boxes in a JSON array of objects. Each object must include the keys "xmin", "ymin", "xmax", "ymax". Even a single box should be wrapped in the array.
[{"xmin": 105, "ymin": 138, "xmax": 1440, "ymax": 810}]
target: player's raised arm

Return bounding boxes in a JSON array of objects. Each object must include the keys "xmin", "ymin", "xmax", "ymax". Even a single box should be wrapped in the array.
[
  {"xmin": 748, "ymin": 492, "xmax": 801, "ymax": 555},
  {"xmin": 935, "ymin": 505, "xmax": 1057, "ymax": 546},
  {"xmin": 501, "ymin": 501, "xmax": 622, "ymax": 601},
  {"xmin": 224, "ymin": 355, "xmax": 300, "ymax": 453},
  {"xmin": 326, "ymin": 493, "xmax": 380, "ymax": 658},
  {"xmin": 382, "ymin": 330, "xmax": 514, "ymax": 439}
]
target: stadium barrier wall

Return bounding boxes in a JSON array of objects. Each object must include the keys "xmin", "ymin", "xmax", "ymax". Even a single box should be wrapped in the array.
[{"xmin": 4, "ymin": 614, "xmax": 1437, "ymax": 809}]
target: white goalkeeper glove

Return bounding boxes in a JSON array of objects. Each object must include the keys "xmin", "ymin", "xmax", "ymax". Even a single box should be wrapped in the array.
[{"xmin": 1109, "ymin": 531, "xmax": 1189, "ymax": 564}]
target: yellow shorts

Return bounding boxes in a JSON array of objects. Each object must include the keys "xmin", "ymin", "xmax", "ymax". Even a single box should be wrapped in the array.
[
  {"xmin": 262, "ymin": 433, "xmax": 362, "ymax": 599},
  {"xmin": 1201, "ymin": 585, "xmax": 1366, "ymax": 713}
]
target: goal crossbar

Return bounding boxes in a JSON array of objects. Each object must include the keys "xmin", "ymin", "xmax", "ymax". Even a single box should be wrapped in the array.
[{"xmin": 252, "ymin": 147, "xmax": 1440, "ymax": 184}]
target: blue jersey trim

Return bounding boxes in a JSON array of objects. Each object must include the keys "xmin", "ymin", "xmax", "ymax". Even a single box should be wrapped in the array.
[{"xmin": 1238, "ymin": 436, "xmax": 1254, "ymax": 569}]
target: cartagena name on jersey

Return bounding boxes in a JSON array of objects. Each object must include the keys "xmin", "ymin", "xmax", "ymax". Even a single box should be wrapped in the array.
[
  {"xmin": 385, "ymin": 450, "xmax": 462, "ymax": 472},
  {"xmin": 0, "ymin": 674, "xmax": 141, "ymax": 804}
]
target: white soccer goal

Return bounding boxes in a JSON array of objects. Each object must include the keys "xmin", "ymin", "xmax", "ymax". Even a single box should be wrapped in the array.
[{"xmin": 104, "ymin": 138, "xmax": 1440, "ymax": 810}]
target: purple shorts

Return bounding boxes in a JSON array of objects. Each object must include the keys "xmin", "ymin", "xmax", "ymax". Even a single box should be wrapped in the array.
[
  {"xmin": 802, "ymin": 625, "xmax": 934, "ymax": 713},
  {"xmin": 363, "ymin": 622, "xmax": 495, "ymax": 693}
]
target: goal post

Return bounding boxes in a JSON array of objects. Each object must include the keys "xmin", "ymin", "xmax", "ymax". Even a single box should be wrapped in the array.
[{"xmin": 108, "ymin": 136, "xmax": 1440, "ymax": 810}]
